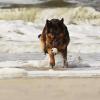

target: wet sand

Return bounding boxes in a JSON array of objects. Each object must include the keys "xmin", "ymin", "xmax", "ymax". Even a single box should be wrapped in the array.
[{"xmin": 0, "ymin": 78, "xmax": 100, "ymax": 100}]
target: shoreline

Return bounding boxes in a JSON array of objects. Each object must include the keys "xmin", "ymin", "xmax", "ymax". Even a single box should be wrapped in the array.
[{"xmin": 1, "ymin": 69, "xmax": 100, "ymax": 79}]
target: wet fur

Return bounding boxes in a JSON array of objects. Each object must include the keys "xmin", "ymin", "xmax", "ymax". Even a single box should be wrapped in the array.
[{"xmin": 38, "ymin": 18, "xmax": 70, "ymax": 68}]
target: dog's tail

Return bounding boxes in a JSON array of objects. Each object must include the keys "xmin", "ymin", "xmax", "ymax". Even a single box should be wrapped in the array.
[{"xmin": 38, "ymin": 34, "xmax": 41, "ymax": 38}]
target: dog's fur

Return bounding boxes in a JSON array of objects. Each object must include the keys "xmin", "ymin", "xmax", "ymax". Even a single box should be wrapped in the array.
[{"xmin": 38, "ymin": 18, "xmax": 70, "ymax": 68}]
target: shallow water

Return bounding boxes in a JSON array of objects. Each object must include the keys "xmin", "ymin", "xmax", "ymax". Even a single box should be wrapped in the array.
[
  {"xmin": 0, "ymin": 0, "xmax": 100, "ymax": 78},
  {"xmin": 0, "ymin": 52, "xmax": 99, "ymax": 68},
  {"xmin": 0, "ymin": 19, "xmax": 99, "ymax": 78},
  {"xmin": 0, "ymin": 20, "xmax": 100, "ymax": 53}
]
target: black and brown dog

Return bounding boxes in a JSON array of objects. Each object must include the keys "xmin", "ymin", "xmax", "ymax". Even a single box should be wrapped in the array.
[{"xmin": 38, "ymin": 18, "xmax": 70, "ymax": 68}]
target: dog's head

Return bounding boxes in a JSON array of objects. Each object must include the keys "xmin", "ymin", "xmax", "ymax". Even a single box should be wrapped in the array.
[{"xmin": 46, "ymin": 18, "xmax": 65, "ymax": 48}]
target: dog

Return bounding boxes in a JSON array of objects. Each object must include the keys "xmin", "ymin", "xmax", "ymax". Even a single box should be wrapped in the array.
[{"xmin": 38, "ymin": 18, "xmax": 70, "ymax": 68}]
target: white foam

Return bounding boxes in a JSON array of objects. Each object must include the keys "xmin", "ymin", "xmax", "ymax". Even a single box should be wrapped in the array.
[
  {"xmin": 28, "ymin": 70, "xmax": 100, "ymax": 77},
  {"xmin": 0, "ymin": 68, "xmax": 27, "ymax": 79},
  {"xmin": 0, "ymin": 21, "xmax": 99, "ymax": 69},
  {"xmin": 0, "ymin": 21, "xmax": 99, "ymax": 53}
]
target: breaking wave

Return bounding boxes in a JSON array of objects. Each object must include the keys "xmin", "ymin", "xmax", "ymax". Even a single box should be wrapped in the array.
[
  {"xmin": 34, "ymin": 6, "xmax": 100, "ymax": 25},
  {"xmin": 0, "ymin": 6, "xmax": 100, "ymax": 25}
]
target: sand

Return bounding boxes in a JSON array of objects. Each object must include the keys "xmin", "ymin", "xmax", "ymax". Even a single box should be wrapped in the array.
[{"xmin": 0, "ymin": 78, "xmax": 100, "ymax": 100}]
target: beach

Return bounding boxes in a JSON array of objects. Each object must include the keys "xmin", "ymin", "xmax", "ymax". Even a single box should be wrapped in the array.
[
  {"xmin": 0, "ymin": 78, "xmax": 100, "ymax": 100},
  {"xmin": 0, "ymin": 0, "xmax": 99, "ymax": 100}
]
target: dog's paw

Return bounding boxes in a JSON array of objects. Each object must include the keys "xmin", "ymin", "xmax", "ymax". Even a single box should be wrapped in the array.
[{"xmin": 50, "ymin": 63, "xmax": 55, "ymax": 69}]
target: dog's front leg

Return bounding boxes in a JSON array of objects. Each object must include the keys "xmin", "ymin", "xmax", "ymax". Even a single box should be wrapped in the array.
[{"xmin": 47, "ymin": 49, "xmax": 55, "ymax": 68}]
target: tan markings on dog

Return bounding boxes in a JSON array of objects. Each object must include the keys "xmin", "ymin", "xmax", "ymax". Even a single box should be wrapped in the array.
[
  {"xmin": 47, "ymin": 48, "xmax": 55, "ymax": 67},
  {"xmin": 40, "ymin": 34, "xmax": 45, "ymax": 52},
  {"xmin": 58, "ymin": 44, "xmax": 67, "ymax": 51},
  {"xmin": 45, "ymin": 34, "xmax": 53, "ymax": 48},
  {"xmin": 47, "ymin": 33, "xmax": 54, "ymax": 38},
  {"xmin": 59, "ymin": 33, "xmax": 64, "ymax": 38},
  {"xmin": 46, "ymin": 34, "xmax": 54, "ymax": 42}
]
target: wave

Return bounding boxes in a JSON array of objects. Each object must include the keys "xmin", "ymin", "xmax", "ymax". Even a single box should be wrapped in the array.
[
  {"xmin": 34, "ymin": 6, "xmax": 100, "ymax": 25},
  {"xmin": 0, "ymin": 6, "xmax": 100, "ymax": 25}
]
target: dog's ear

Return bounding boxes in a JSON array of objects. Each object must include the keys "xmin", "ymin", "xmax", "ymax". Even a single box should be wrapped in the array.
[
  {"xmin": 46, "ymin": 19, "xmax": 52, "ymax": 27},
  {"xmin": 60, "ymin": 18, "xmax": 64, "ymax": 23}
]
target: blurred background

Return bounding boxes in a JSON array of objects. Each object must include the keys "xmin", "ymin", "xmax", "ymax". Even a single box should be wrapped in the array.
[{"xmin": 0, "ymin": 0, "xmax": 100, "ymax": 24}]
